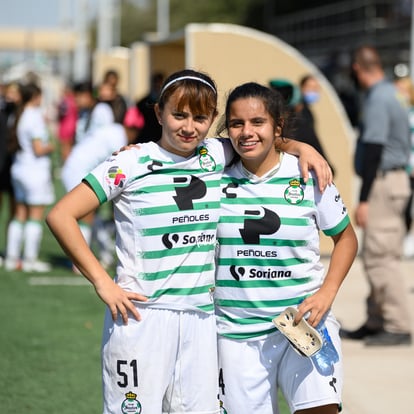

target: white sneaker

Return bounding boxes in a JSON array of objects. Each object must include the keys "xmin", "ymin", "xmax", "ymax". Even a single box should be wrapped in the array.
[
  {"xmin": 22, "ymin": 260, "xmax": 51, "ymax": 273},
  {"xmin": 4, "ymin": 257, "xmax": 21, "ymax": 271}
]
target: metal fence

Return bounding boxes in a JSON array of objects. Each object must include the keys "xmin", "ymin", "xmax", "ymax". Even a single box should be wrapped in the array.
[{"xmin": 264, "ymin": 0, "xmax": 411, "ymax": 70}]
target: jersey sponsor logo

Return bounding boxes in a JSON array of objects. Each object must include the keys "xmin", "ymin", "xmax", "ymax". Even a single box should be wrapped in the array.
[
  {"xmin": 236, "ymin": 249, "xmax": 277, "ymax": 257},
  {"xmin": 147, "ymin": 160, "xmax": 163, "ymax": 171},
  {"xmin": 230, "ymin": 265, "xmax": 245, "ymax": 281},
  {"xmin": 198, "ymin": 146, "xmax": 217, "ymax": 171},
  {"xmin": 172, "ymin": 214, "xmax": 210, "ymax": 224},
  {"xmin": 121, "ymin": 391, "xmax": 142, "ymax": 414},
  {"xmin": 222, "ymin": 182, "xmax": 238, "ymax": 198},
  {"xmin": 249, "ymin": 268, "xmax": 291, "ymax": 278},
  {"xmin": 162, "ymin": 233, "xmax": 179, "ymax": 249},
  {"xmin": 334, "ymin": 192, "xmax": 347, "ymax": 215},
  {"xmin": 106, "ymin": 166, "xmax": 126, "ymax": 187},
  {"xmin": 161, "ymin": 175, "xmax": 213, "ymax": 249},
  {"xmin": 230, "ymin": 265, "xmax": 291, "ymax": 280},
  {"xmin": 162, "ymin": 232, "xmax": 215, "ymax": 249},
  {"xmin": 239, "ymin": 208, "xmax": 281, "ymax": 244},
  {"xmin": 284, "ymin": 178, "xmax": 304, "ymax": 205},
  {"xmin": 173, "ymin": 175, "xmax": 207, "ymax": 210}
]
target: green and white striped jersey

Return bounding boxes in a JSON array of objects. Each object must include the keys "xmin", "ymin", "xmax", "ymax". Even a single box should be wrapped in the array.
[
  {"xmin": 84, "ymin": 139, "xmax": 231, "ymax": 314},
  {"xmin": 215, "ymin": 153, "xmax": 350, "ymax": 339}
]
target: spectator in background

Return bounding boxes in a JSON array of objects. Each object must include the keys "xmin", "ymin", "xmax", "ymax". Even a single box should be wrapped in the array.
[
  {"xmin": 394, "ymin": 75, "xmax": 414, "ymax": 258},
  {"xmin": 70, "ymin": 80, "xmax": 117, "ymax": 271},
  {"xmin": 0, "ymin": 109, "xmax": 7, "ymax": 266},
  {"xmin": 103, "ymin": 69, "xmax": 128, "ymax": 124},
  {"xmin": 61, "ymin": 106, "xmax": 144, "ymax": 271},
  {"xmin": 269, "ymin": 76, "xmax": 335, "ymax": 175},
  {"xmin": 0, "ymin": 82, "xmax": 23, "ymax": 254},
  {"xmin": 298, "ymin": 75, "xmax": 332, "ymax": 160},
  {"xmin": 0, "ymin": 110, "xmax": 7, "ymax": 176},
  {"xmin": 97, "ymin": 81, "xmax": 117, "ymax": 112},
  {"xmin": 57, "ymin": 82, "xmax": 77, "ymax": 162},
  {"xmin": 4, "ymin": 83, "xmax": 55, "ymax": 272},
  {"xmin": 136, "ymin": 71, "xmax": 164, "ymax": 143},
  {"xmin": 73, "ymin": 80, "xmax": 114, "ymax": 144},
  {"xmin": 340, "ymin": 45, "xmax": 412, "ymax": 346}
]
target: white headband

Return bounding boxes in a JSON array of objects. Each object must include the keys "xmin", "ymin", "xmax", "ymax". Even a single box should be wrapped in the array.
[{"xmin": 159, "ymin": 75, "xmax": 217, "ymax": 98}]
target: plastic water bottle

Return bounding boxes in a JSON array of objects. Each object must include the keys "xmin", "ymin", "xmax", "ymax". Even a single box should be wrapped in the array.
[{"xmin": 311, "ymin": 324, "xmax": 339, "ymax": 375}]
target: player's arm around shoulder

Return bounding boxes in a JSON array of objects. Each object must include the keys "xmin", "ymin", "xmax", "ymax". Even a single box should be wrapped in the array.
[{"xmin": 276, "ymin": 138, "xmax": 333, "ymax": 192}]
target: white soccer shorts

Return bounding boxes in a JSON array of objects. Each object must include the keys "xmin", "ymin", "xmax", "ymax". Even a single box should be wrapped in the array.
[
  {"xmin": 217, "ymin": 313, "xmax": 343, "ymax": 413},
  {"xmin": 102, "ymin": 305, "xmax": 220, "ymax": 414}
]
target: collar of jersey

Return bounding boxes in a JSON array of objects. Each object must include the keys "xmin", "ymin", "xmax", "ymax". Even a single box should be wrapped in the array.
[{"xmin": 240, "ymin": 152, "xmax": 284, "ymax": 183}]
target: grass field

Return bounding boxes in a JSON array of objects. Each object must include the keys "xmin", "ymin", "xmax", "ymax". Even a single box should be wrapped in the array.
[
  {"xmin": 0, "ymin": 179, "xmax": 106, "ymax": 412},
  {"xmin": 0, "ymin": 167, "xmax": 290, "ymax": 413}
]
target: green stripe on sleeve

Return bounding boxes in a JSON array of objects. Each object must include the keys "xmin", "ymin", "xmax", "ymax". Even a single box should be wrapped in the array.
[
  {"xmin": 323, "ymin": 215, "xmax": 350, "ymax": 236},
  {"xmin": 83, "ymin": 174, "xmax": 107, "ymax": 204}
]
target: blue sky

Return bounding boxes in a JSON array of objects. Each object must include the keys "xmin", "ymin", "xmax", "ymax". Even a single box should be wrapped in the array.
[{"xmin": 0, "ymin": 0, "xmax": 97, "ymax": 28}]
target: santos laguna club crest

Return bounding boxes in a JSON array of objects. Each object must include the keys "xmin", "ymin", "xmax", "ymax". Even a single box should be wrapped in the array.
[
  {"xmin": 284, "ymin": 178, "xmax": 304, "ymax": 205},
  {"xmin": 121, "ymin": 391, "xmax": 142, "ymax": 414},
  {"xmin": 198, "ymin": 146, "xmax": 216, "ymax": 172}
]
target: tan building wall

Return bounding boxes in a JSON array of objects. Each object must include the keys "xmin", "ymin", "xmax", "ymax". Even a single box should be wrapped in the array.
[
  {"xmin": 129, "ymin": 42, "xmax": 151, "ymax": 102},
  {"xmin": 151, "ymin": 41, "xmax": 185, "ymax": 77},
  {"xmin": 129, "ymin": 39, "xmax": 186, "ymax": 102},
  {"xmin": 92, "ymin": 47, "xmax": 130, "ymax": 99}
]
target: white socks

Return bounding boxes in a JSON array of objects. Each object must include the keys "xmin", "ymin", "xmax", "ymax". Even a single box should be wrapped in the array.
[
  {"xmin": 6, "ymin": 219, "xmax": 43, "ymax": 262},
  {"xmin": 6, "ymin": 219, "xmax": 24, "ymax": 260},
  {"xmin": 23, "ymin": 220, "xmax": 43, "ymax": 261}
]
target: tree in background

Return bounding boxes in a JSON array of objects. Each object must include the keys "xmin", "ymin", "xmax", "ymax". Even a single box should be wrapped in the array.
[{"xmin": 113, "ymin": 0, "xmax": 266, "ymax": 47}]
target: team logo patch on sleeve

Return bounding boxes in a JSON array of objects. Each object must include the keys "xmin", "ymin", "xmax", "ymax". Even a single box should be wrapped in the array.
[
  {"xmin": 107, "ymin": 166, "xmax": 126, "ymax": 188},
  {"xmin": 284, "ymin": 179, "xmax": 304, "ymax": 205},
  {"xmin": 198, "ymin": 146, "xmax": 216, "ymax": 172},
  {"xmin": 121, "ymin": 391, "xmax": 142, "ymax": 414}
]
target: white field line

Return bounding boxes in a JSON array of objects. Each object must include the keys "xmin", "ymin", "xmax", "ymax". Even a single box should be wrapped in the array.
[{"xmin": 28, "ymin": 276, "xmax": 90, "ymax": 286}]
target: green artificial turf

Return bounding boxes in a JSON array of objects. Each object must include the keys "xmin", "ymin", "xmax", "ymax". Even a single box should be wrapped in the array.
[
  {"xmin": 0, "ymin": 168, "xmax": 106, "ymax": 412},
  {"xmin": 0, "ymin": 270, "xmax": 104, "ymax": 412}
]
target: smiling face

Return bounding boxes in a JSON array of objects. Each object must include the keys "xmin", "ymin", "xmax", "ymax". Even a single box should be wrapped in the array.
[
  {"xmin": 155, "ymin": 90, "xmax": 216, "ymax": 157},
  {"xmin": 228, "ymin": 97, "xmax": 281, "ymax": 176}
]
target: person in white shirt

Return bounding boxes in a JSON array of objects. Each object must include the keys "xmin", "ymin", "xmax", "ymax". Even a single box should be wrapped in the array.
[
  {"xmin": 5, "ymin": 83, "xmax": 55, "ymax": 272},
  {"xmin": 61, "ymin": 106, "xmax": 144, "ymax": 269},
  {"xmin": 73, "ymin": 80, "xmax": 114, "ymax": 144}
]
